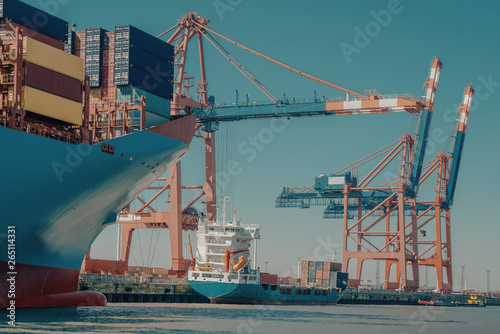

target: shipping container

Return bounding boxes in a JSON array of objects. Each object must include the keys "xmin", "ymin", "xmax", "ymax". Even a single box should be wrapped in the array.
[
  {"xmin": 84, "ymin": 27, "xmax": 106, "ymax": 49},
  {"xmin": 74, "ymin": 30, "xmax": 85, "ymax": 59},
  {"xmin": 22, "ymin": 86, "xmax": 82, "ymax": 125},
  {"xmin": 3, "ymin": 20, "xmax": 64, "ymax": 50},
  {"xmin": 85, "ymin": 47, "xmax": 102, "ymax": 87},
  {"xmin": 337, "ymin": 272, "xmax": 348, "ymax": 280},
  {"xmin": 23, "ymin": 37, "xmax": 84, "ymax": 81},
  {"xmin": 308, "ymin": 270, "xmax": 315, "ymax": 279},
  {"xmin": 24, "ymin": 62, "xmax": 82, "ymax": 102},
  {"xmin": 114, "ymin": 24, "xmax": 174, "ymax": 62},
  {"xmin": 117, "ymin": 86, "xmax": 170, "ymax": 118},
  {"xmin": 330, "ymin": 262, "xmax": 342, "ymax": 271},
  {"xmin": 308, "ymin": 262, "xmax": 315, "ymax": 270},
  {"xmin": 0, "ymin": 0, "xmax": 68, "ymax": 41},
  {"xmin": 329, "ymin": 271, "xmax": 337, "ymax": 281},
  {"xmin": 323, "ymin": 262, "xmax": 331, "ymax": 272},
  {"xmin": 114, "ymin": 66, "xmax": 173, "ymax": 100},
  {"xmin": 115, "ymin": 44, "xmax": 173, "ymax": 80},
  {"xmin": 322, "ymin": 279, "xmax": 329, "ymax": 287},
  {"xmin": 104, "ymin": 31, "xmax": 115, "ymax": 50},
  {"xmin": 279, "ymin": 277, "xmax": 290, "ymax": 285},
  {"xmin": 315, "ymin": 278, "xmax": 322, "ymax": 285},
  {"xmin": 315, "ymin": 262, "xmax": 323, "ymax": 270},
  {"xmin": 315, "ymin": 269, "xmax": 323, "ymax": 280},
  {"xmin": 307, "ymin": 278, "xmax": 314, "ymax": 285},
  {"xmin": 65, "ymin": 30, "xmax": 74, "ymax": 54},
  {"xmin": 301, "ymin": 261, "xmax": 309, "ymax": 271},
  {"xmin": 260, "ymin": 273, "xmax": 278, "ymax": 285}
]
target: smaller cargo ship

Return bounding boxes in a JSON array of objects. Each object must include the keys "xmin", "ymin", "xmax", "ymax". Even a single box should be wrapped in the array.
[
  {"xmin": 418, "ymin": 297, "xmax": 455, "ymax": 306},
  {"xmin": 455, "ymin": 294, "xmax": 486, "ymax": 307},
  {"xmin": 188, "ymin": 198, "xmax": 348, "ymax": 305}
]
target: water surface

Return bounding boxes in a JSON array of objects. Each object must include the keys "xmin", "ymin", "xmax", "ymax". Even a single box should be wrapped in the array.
[{"xmin": 1, "ymin": 303, "xmax": 498, "ymax": 333}]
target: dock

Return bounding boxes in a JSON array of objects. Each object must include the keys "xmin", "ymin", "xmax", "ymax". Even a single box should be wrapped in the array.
[{"xmin": 80, "ymin": 275, "xmax": 499, "ymax": 306}]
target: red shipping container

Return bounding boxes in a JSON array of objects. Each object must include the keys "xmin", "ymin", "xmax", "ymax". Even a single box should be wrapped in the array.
[
  {"xmin": 260, "ymin": 273, "xmax": 278, "ymax": 285},
  {"xmin": 6, "ymin": 20, "xmax": 64, "ymax": 50},
  {"xmin": 315, "ymin": 278, "xmax": 322, "ymax": 285},
  {"xmin": 330, "ymin": 262, "xmax": 342, "ymax": 271},
  {"xmin": 301, "ymin": 261, "xmax": 309, "ymax": 271},
  {"xmin": 323, "ymin": 262, "xmax": 331, "ymax": 272},
  {"xmin": 315, "ymin": 269, "xmax": 323, "ymax": 280},
  {"xmin": 279, "ymin": 277, "xmax": 290, "ymax": 285},
  {"xmin": 24, "ymin": 62, "xmax": 83, "ymax": 103}
]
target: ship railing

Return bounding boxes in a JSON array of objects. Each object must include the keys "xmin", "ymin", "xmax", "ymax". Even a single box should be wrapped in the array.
[
  {"xmin": 205, "ymin": 240, "xmax": 230, "ymax": 246},
  {"xmin": 79, "ymin": 273, "xmax": 189, "ymax": 285}
]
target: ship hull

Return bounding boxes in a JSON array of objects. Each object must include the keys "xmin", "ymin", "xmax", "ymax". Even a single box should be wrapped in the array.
[
  {"xmin": 0, "ymin": 115, "xmax": 195, "ymax": 308},
  {"xmin": 1, "ymin": 262, "xmax": 106, "ymax": 307},
  {"xmin": 189, "ymin": 280, "xmax": 347, "ymax": 305}
]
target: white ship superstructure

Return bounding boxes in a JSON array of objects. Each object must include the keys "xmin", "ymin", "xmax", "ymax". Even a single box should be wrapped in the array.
[{"xmin": 189, "ymin": 198, "xmax": 261, "ymax": 284}]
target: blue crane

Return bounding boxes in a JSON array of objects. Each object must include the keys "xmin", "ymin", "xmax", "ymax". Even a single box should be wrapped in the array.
[{"xmin": 274, "ymin": 57, "xmax": 443, "ymax": 217}]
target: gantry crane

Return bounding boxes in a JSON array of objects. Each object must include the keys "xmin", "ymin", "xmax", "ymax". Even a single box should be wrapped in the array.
[
  {"xmin": 275, "ymin": 57, "xmax": 442, "ymax": 290},
  {"xmin": 414, "ymin": 84, "xmax": 474, "ymax": 292},
  {"xmin": 275, "ymin": 69, "xmax": 474, "ymax": 292},
  {"xmin": 83, "ymin": 13, "xmax": 448, "ymax": 277}
]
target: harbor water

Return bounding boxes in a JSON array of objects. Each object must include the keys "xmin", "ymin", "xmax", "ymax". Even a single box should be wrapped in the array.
[{"xmin": 1, "ymin": 303, "xmax": 499, "ymax": 333}]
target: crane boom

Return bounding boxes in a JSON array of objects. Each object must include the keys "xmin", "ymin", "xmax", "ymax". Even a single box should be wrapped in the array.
[
  {"xmin": 195, "ymin": 95, "xmax": 425, "ymax": 124},
  {"xmin": 445, "ymin": 84, "xmax": 474, "ymax": 207},
  {"xmin": 406, "ymin": 57, "xmax": 442, "ymax": 197}
]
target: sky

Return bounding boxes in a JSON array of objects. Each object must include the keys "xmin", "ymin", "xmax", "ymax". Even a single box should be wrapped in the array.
[{"xmin": 30, "ymin": 0, "xmax": 500, "ymax": 291}]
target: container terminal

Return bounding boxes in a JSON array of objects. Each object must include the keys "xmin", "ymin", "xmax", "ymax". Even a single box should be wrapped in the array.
[{"xmin": 0, "ymin": 0, "xmax": 495, "ymax": 308}]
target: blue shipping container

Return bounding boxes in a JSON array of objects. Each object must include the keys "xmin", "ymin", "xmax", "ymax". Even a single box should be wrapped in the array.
[
  {"xmin": 114, "ymin": 44, "xmax": 173, "ymax": 80},
  {"xmin": 0, "ymin": 0, "xmax": 68, "ymax": 41},
  {"xmin": 64, "ymin": 30, "xmax": 74, "ymax": 54},
  {"xmin": 114, "ymin": 24, "xmax": 173, "ymax": 62},
  {"xmin": 117, "ymin": 86, "xmax": 171, "ymax": 118},
  {"xmin": 85, "ymin": 27, "xmax": 106, "ymax": 48},
  {"xmin": 337, "ymin": 272, "xmax": 348, "ymax": 280},
  {"xmin": 114, "ymin": 65, "xmax": 172, "ymax": 100},
  {"xmin": 85, "ymin": 47, "xmax": 102, "ymax": 88}
]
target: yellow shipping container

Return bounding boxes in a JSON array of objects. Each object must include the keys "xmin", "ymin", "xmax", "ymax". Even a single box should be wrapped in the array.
[
  {"xmin": 22, "ymin": 86, "xmax": 82, "ymax": 125},
  {"xmin": 23, "ymin": 37, "xmax": 84, "ymax": 81}
]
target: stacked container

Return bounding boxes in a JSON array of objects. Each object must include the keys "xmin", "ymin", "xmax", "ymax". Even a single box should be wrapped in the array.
[
  {"xmin": 22, "ymin": 37, "xmax": 83, "ymax": 125},
  {"xmin": 102, "ymin": 31, "xmax": 116, "ymax": 101},
  {"xmin": 65, "ymin": 30, "xmax": 74, "ymax": 54},
  {"xmin": 73, "ymin": 30, "xmax": 86, "ymax": 59},
  {"xmin": 300, "ymin": 261, "xmax": 344, "ymax": 287},
  {"xmin": 114, "ymin": 24, "xmax": 174, "ymax": 100},
  {"xmin": 85, "ymin": 27, "xmax": 106, "ymax": 87},
  {"xmin": 0, "ymin": 0, "xmax": 67, "ymax": 46}
]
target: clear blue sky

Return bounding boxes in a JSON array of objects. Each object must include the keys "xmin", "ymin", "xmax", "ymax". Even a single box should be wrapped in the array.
[{"xmin": 32, "ymin": 0, "xmax": 500, "ymax": 291}]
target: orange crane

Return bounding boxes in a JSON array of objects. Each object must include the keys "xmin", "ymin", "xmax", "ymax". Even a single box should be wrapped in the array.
[{"xmin": 86, "ymin": 12, "xmax": 443, "ymax": 277}]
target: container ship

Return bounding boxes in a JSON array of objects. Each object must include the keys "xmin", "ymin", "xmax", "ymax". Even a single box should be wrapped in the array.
[
  {"xmin": 0, "ymin": 0, "xmax": 195, "ymax": 308},
  {"xmin": 188, "ymin": 198, "xmax": 349, "ymax": 304}
]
